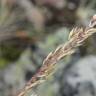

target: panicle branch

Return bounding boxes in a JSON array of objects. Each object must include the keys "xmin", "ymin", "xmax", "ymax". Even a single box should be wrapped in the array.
[{"xmin": 17, "ymin": 14, "xmax": 96, "ymax": 96}]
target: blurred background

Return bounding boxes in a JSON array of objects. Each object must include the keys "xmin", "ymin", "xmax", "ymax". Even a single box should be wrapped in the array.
[{"xmin": 0, "ymin": 0, "xmax": 96, "ymax": 96}]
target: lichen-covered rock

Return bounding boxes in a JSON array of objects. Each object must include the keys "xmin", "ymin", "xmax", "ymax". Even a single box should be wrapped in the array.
[{"xmin": 60, "ymin": 56, "xmax": 96, "ymax": 96}]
